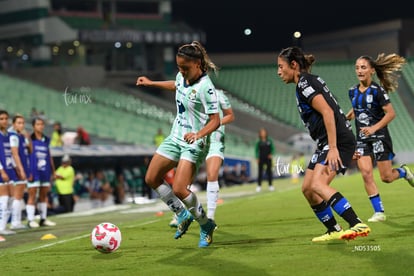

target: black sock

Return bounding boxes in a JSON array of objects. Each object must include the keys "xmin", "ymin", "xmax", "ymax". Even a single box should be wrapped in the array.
[
  {"xmin": 328, "ymin": 192, "xmax": 361, "ymax": 227},
  {"xmin": 311, "ymin": 201, "xmax": 341, "ymax": 232}
]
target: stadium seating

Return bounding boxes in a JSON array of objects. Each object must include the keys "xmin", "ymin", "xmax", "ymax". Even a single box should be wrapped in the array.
[
  {"xmin": 3, "ymin": 57, "xmax": 413, "ymax": 154},
  {"xmin": 403, "ymin": 58, "xmax": 414, "ymax": 95},
  {"xmin": 211, "ymin": 61, "xmax": 414, "ymax": 153},
  {"xmin": 58, "ymin": 16, "xmax": 183, "ymax": 31},
  {"xmin": 0, "ymin": 74, "xmax": 256, "ymax": 156}
]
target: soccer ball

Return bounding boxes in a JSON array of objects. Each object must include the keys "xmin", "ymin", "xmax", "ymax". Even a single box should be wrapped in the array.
[{"xmin": 90, "ymin": 222, "xmax": 122, "ymax": 253}]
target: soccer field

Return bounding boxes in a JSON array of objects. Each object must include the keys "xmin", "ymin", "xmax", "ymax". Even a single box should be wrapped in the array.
[{"xmin": 1, "ymin": 168, "xmax": 414, "ymax": 276}]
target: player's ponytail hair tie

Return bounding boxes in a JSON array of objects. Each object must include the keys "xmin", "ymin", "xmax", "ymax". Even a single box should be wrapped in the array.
[{"xmin": 177, "ymin": 41, "xmax": 220, "ymax": 75}]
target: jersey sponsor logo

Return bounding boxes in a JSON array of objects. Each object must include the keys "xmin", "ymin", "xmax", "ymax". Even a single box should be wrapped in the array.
[
  {"xmin": 302, "ymin": 86, "xmax": 315, "ymax": 97},
  {"xmin": 6, "ymin": 156, "xmax": 13, "ymax": 168},
  {"xmin": 345, "ymin": 120, "xmax": 352, "ymax": 130},
  {"xmin": 208, "ymin": 104, "xmax": 218, "ymax": 111},
  {"xmin": 177, "ymin": 89, "xmax": 186, "ymax": 97},
  {"xmin": 357, "ymin": 112, "xmax": 369, "ymax": 125},
  {"xmin": 3, "ymin": 148, "xmax": 11, "ymax": 156},
  {"xmin": 36, "ymin": 150, "xmax": 47, "ymax": 157},
  {"xmin": 176, "ymin": 117, "xmax": 191, "ymax": 129},
  {"xmin": 373, "ymin": 140, "xmax": 384, "ymax": 154},
  {"xmin": 35, "ymin": 145, "xmax": 48, "ymax": 152},
  {"xmin": 316, "ymin": 76, "xmax": 326, "ymax": 85},
  {"xmin": 38, "ymin": 159, "xmax": 47, "ymax": 170},
  {"xmin": 298, "ymin": 79, "xmax": 309, "ymax": 89},
  {"xmin": 177, "ymin": 100, "xmax": 185, "ymax": 114}
]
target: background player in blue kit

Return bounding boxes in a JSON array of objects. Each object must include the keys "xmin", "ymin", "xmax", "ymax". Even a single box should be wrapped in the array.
[
  {"xmin": 346, "ymin": 54, "xmax": 413, "ymax": 222},
  {"xmin": 136, "ymin": 41, "xmax": 220, "ymax": 247},
  {"xmin": 0, "ymin": 110, "xmax": 17, "ymax": 236},
  {"xmin": 9, "ymin": 114, "xmax": 32, "ymax": 230},
  {"xmin": 277, "ymin": 46, "xmax": 370, "ymax": 242},
  {"xmin": 26, "ymin": 117, "xmax": 56, "ymax": 228}
]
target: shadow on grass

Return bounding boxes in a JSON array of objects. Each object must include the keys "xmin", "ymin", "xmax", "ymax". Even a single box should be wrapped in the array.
[{"xmin": 157, "ymin": 246, "xmax": 273, "ymax": 276}]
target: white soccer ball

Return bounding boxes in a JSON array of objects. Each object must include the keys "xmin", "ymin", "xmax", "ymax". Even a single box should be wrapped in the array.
[{"xmin": 91, "ymin": 222, "xmax": 122, "ymax": 253}]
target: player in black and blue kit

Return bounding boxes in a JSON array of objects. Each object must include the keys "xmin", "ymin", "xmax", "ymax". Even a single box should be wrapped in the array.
[
  {"xmin": 26, "ymin": 117, "xmax": 56, "ymax": 228},
  {"xmin": 277, "ymin": 46, "xmax": 370, "ymax": 242},
  {"xmin": 346, "ymin": 54, "xmax": 413, "ymax": 223},
  {"xmin": 0, "ymin": 110, "xmax": 17, "ymax": 236}
]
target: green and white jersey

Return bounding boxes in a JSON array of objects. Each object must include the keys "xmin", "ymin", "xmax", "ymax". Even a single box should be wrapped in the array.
[
  {"xmin": 170, "ymin": 72, "xmax": 219, "ymax": 146},
  {"xmin": 210, "ymin": 89, "xmax": 232, "ymax": 144}
]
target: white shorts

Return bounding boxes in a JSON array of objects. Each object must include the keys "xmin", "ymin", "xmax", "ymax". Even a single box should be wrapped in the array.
[{"xmin": 27, "ymin": 181, "xmax": 51, "ymax": 188}]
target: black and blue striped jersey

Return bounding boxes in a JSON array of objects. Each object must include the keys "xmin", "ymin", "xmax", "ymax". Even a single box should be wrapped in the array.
[
  {"xmin": 296, "ymin": 72, "xmax": 354, "ymax": 145},
  {"xmin": 348, "ymin": 82, "xmax": 391, "ymax": 141}
]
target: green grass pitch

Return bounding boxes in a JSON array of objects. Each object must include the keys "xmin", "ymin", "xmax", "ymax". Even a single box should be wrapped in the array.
[{"xmin": 1, "ymin": 167, "xmax": 414, "ymax": 275}]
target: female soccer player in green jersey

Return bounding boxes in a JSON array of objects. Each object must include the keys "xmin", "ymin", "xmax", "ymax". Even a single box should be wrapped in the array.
[{"xmin": 136, "ymin": 41, "xmax": 220, "ymax": 248}]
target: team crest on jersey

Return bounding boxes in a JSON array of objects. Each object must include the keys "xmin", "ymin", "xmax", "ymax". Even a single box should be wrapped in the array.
[
  {"xmin": 188, "ymin": 90, "xmax": 197, "ymax": 101},
  {"xmin": 366, "ymin": 94, "xmax": 373, "ymax": 103}
]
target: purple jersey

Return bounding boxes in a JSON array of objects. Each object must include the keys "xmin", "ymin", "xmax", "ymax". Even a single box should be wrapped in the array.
[
  {"xmin": 30, "ymin": 133, "xmax": 52, "ymax": 182},
  {"xmin": 0, "ymin": 130, "xmax": 17, "ymax": 182},
  {"xmin": 9, "ymin": 127, "xmax": 31, "ymax": 178}
]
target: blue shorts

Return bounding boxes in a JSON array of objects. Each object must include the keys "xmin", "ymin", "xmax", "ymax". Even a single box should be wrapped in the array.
[{"xmin": 0, "ymin": 168, "xmax": 17, "ymax": 184}]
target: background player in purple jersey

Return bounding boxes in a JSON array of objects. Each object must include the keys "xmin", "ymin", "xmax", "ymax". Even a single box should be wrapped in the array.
[
  {"xmin": 277, "ymin": 46, "xmax": 370, "ymax": 242},
  {"xmin": 9, "ymin": 114, "xmax": 32, "ymax": 229},
  {"xmin": 346, "ymin": 54, "xmax": 413, "ymax": 222},
  {"xmin": 26, "ymin": 117, "xmax": 56, "ymax": 228},
  {"xmin": 0, "ymin": 110, "xmax": 17, "ymax": 236}
]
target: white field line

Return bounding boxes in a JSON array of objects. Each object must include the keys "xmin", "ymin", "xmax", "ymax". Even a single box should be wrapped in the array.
[
  {"xmin": 10, "ymin": 185, "xmax": 300, "ymax": 254},
  {"xmin": 15, "ymin": 220, "xmax": 160, "ymax": 254}
]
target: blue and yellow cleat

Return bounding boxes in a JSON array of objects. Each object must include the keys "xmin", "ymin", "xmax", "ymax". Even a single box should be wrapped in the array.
[
  {"xmin": 199, "ymin": 219, "xmax": 216, "ymax": 248},
  {"xmin": 174, "ymin": 209, "xmax": 193, "ymax": 239}
]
